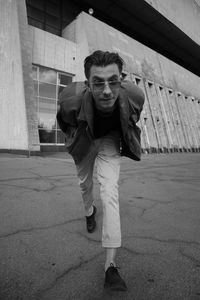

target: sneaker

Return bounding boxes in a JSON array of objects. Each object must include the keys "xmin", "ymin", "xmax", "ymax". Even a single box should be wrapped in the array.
[
  {"xmin": 104, "ymin": 264, "xmax": 127, "ymax": 291},
  {"xmin": 86, "ymin": 206, "xmax": 96, "ymax": 233}
]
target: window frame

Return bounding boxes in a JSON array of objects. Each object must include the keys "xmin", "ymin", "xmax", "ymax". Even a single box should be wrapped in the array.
[{"xmin": 32, "ymin": 64, "xmax": 74, "ymax": 145}]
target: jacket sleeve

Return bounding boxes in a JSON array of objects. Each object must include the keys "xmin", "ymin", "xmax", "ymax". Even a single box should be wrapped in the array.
[
  {"xmin": 130, "ymin": 92, "xmax": 144, "ymax": 125},
  {"xmin": 56, "ymin": 82, "xmax": 86, "ymax": 133},
  {"xmin": 120, "ymin": 81, "xmax": 145, "ymax": 161},
  {"xmin": 56, "ymin": 109, "xmax": 68, "ymax": 133},
  {"xmin": 128, "ymin": 86, "xmax": 145, "ymax": 123},
  {"xmin": 122, "ymin": 81, "xmax": 145, "ymax": 124}
]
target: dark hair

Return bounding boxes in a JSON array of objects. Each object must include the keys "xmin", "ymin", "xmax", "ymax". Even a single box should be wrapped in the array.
[{"xmin": 84, "ymin": 50, "xmax": 124, "ymax": 79}]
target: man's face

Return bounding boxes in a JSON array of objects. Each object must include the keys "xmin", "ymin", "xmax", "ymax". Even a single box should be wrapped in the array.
[{"xmin": 88, "ymin": 64, "xmax": 121, "ymax": 112}]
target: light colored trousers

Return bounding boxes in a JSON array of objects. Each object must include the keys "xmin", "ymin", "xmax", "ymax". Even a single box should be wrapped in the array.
[{"xmin": 75, "ymin": 131, "xmax": 121, "ymax": 248}]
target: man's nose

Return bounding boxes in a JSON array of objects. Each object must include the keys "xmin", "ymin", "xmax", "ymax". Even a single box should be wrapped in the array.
[{"xmin": 103, "ymin": 82, "xmax": 112, "ymax": 95}]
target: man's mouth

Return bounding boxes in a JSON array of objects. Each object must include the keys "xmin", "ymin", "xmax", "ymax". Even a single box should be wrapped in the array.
[{"xmin": 100, "ymin": 98, "xmax": 113, "ymax": 101}]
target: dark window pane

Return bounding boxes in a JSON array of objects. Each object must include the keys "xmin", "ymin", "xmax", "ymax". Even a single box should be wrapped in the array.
[
  {"xmin": 39, "ymin": 129, "xmax": 56, "ymax": 143},
  {"xmin": 27, "ymin": 6, "xmax": 45, "ymax": 21},
  {"xmin": 49, "ymin": 0, "xmax": 60, "ymax": 4},
  {"xmin": 62, "ymin": 1, "xmax": 80, "ymax": 20},
  {"xmin": 39, "ymin": 83, "xmax": 56, "ymax": 98},
  {"xmin": 28, "ymin": 17, "xmax": 44, "ymax": 29},
  {"xmin": 45, "ymin": 25, "xmax": 61, "ymax": 36},
  {"xmin": 39, "ymin": 67, "xmax": 57, "ymax": 84},
  {"xmin": 26, "ymin": 0, "xmax": 45, "ymax": 10},
  {"xmin": 46, "ymin": 2, "xmax": 60, "ymax": 17},
  {"xmin": 56, "ymin": 130, "xmax": 66, "ymax": 144},
  {"xmin": 58, "ymin": 73, "xmax": 73, "ymax": 85},
  {"xmin": 45, "ymin": 14, "xmax": 61, "ymax": 28}
]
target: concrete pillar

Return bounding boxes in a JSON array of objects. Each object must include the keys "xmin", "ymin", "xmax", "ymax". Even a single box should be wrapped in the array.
[
  {"xmin": 16, "ymin": 0, "xmax": 40, "ymax": 151},
  {"xmin": 0, "ymin": 0, "xmax": 39, "ymax": 151}
]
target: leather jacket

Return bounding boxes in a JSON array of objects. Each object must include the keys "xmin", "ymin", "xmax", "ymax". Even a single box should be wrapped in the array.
[{"xmin": 57, "ymin": 81, "xmax": 145, "ymax": 164}]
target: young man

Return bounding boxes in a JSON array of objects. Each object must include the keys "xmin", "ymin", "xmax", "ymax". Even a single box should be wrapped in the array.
[{"xmin": 57, "ymin": 50, "xmax": 144, "ymax": 291}]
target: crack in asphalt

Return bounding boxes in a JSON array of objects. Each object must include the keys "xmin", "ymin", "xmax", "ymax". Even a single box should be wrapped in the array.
[
  {"xmin": 0, "ymin": 182, "xmax": 58, "ymax": 192},
  {"xmin": 0, "ymin": 174, "xmax": 76, "ymax": 183},
  {"xmin": 179, "ymin": 247, "xmax": 200, "ymax": 266},
  {"xmin": 0, "ymin": 217, "xmax": 83, "ymax": 240},
  {"xmin": 121, "ymin": 245, "xmax": 162, "ymax": 258},
  {"xmin": 35, "ymin": 251, "xmax": 103, "ymax": 299},
  {"xmin": 124, "ymin": 235, "xmax": 200, "ymax": 247}
]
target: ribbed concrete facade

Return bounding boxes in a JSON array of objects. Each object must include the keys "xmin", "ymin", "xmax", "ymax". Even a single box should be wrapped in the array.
[
  {"xmin": 64, "ymin": 12, "xmax": 200, "ymax": 152},
  {"xmin": 0, "ymin": 0, "xmax": 199, "ymax": 153}
]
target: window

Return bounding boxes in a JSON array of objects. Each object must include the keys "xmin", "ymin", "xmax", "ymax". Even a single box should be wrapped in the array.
[
  {"xmin": 32, "ymin": 65, "xmax": 73, "ymax": 144},
  {"xmin": 26, "ymin": 0, "xmax": 80, "ymax": 36}
]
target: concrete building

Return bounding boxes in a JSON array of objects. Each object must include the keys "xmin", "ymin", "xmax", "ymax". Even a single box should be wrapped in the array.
[{"xmin": 0, "ymin": 0, "xmax": 200, "ymax": 154}]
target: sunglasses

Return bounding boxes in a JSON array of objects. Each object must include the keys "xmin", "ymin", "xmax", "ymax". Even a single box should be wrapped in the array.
[{"xmin": 91, "ymin": 80, "xmax": 121, "ymax": 91}]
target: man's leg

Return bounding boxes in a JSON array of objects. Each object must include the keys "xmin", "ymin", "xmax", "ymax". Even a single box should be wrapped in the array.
[
  {"xmin": 75, "ymin": 146, "xmax": 97, "ymax": 218},
  {"xmin": 96, "ymin": 132, "xmax": 121, "ymax": 270},
  {"xmin": 96, "ymin": 133, "xmax": 127, "ymax": 291}
]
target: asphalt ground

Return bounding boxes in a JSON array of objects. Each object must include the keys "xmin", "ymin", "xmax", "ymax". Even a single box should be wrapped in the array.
[{"xmin": 0, "ymin": 152, "xmax": 200, "ymax": 300}]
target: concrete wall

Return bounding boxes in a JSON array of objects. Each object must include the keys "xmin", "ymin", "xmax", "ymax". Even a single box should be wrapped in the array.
[
  {"xmin": 17, "ymin": 0, "xmax": 40, "ymax": 152},
  {"xmin": 0, "ymin": 0, "xmax": 29, "ymax": 150},
  {"xmin": 73, "ymin": 13, "xmax": 200, "ymax": 98},
  {"xmin": 62, "ymin": 19, "xmax": 90, "ymax": 81},
  {"xmin": 145, "ymin": 0, "xmax": 200, "ymax": 45},
  {"xmin": 64, "ymin": 12, "xmax": 200, "ymax": 152},
  {"xmin": 1, "ymin": 3, "xmax": 199, "ymax": 152},
  {"xmin": 29, "ymin": 26, "xmax": 77, "ymax": 75}
]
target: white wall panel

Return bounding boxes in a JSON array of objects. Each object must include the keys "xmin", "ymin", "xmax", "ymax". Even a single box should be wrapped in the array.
[
  {"xmin": 31, "ymin": 26, "xmax": 76, "ymax": 75},
  {"xmin": 0, "ymin": 0, "xmax": 28, "ymax": 149}
]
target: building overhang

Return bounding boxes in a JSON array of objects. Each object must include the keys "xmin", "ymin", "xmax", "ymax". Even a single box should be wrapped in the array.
[{"xmin": 73, "ymin": 0, "xmax": 200, "ymax": 77}]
